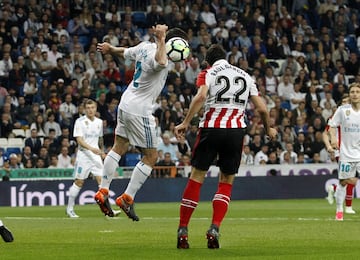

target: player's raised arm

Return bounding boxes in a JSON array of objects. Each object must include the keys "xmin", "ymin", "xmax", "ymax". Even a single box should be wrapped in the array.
[
  {"xmin": 153, "ymin": 24, "xmax": 168, "ymax": 66},
  {"xmin": 97, "ymin": 42, "xmax": 126, "ymax": 58}
]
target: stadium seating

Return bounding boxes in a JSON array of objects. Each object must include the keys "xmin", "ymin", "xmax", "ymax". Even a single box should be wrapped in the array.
[
  {"xmin": 0, "ymin": 138, "xmax": 8, "ymax": 149},
  {"xmin": 5, "ymin": 147, "xmax": 22, "ymax": 158},
  {"xmin": 7, "ymin": 138, "xmax": 25, "ymax": 150},
  {"xmin": 132, "ymin": 12, "xmax": 147, "ymax": 27},
  {"xmin": 125, "ymin": 153, "xmax": 141, "ymax": 166},
  {"xmin": 12, "ymin": 129, "xmax": 26, "ymax": 138}
]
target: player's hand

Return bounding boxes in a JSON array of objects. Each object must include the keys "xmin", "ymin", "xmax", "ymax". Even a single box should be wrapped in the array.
[
  {"xmin": 267, "ymin": 127, "xmax": 278, "ymax": 140},
  {"xmin": 97, "ymin": 42, "xmax": 112, "ymax": 54},
  {"xmin": 91, "ymin": 148, "xmax": 103, "ymax": 155},
  {"xmin": 174, "ymin": 123, "xmax": 188, "ymax": 140},
  {"xmin": 153, "ymin": 24, "xmax": 168, "ymax": 40},
  {"xmin": 326, "ymin": 146, "xmax": 334, "ymax": 154}
]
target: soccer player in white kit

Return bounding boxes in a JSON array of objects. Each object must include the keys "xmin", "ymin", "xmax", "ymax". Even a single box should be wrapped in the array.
[
  {"xmin": 327, "ymin": 83, "xmax": 360, "ymax": 221},
  {"xmin": 174, "ymin": 44, "xmax": 277, "ymax": 249},
  {"xmin": 94, "ymin": 24, "xmax": 188, "ymax": 221},
  {"xmin": 323, "ymin": 94, "xmax": 356, "ymax": 214},
  {"xmin": 66, "ymin": 99, "xmax": 108, "ymax": 218}
]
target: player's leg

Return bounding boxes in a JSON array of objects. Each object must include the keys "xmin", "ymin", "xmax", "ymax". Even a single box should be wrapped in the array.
[
  {"xmin": 116, "ymin": 148, "xmax": 157, "ymax": 221},
  {"xmin": 67, "ymin": 178, "xmax": 84, "ymax": 218},
  {"xmin": 345, "ymin": 183, "xmax": 356, "ymax": 214},
  {"xmin": 335, "ymin": 162, "xmax": 358, "ymax": 220},
  {"xmin": 177, "ymin": 128, "xmax": 216, "ymax": 249},
  {"xmin": 115, "ymin": 113, "xmax": 159, "ymax": 221},
  {"xmin": 0, "ymin": 220, "xmax": 13, "ymax": 243},
  {"xmin": 206, "ymin": 128, "xmax": 244, "ymax": 248},
  {"xmin": 95, "ymin": 135, "xmax": 129, "ymax": 215},
  {"xmin": 177, "ymin": 167, "xmax": 207, "ymax": 249}
]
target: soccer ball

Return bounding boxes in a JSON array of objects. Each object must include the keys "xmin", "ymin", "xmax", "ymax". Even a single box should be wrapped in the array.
[{"xmin": 165, "ymin": 37, "xmax": 190, "ymax": 62}]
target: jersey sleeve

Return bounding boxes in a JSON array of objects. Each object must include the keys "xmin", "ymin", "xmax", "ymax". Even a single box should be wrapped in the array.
[
  {"xmin": 327, "ymin": 108, "xmax": 342, "ymax": 128},
  {"xmin": 249, "ymin": 77, "xmax": 259, "ymax": 96},
  {"xmin": 124, "ymin": 43, "xmax": 142, "ymax": 61},
  {"xmin": 196, "ymin": 68, "xmax": 208, "ymax": 88},
  {"xmin": 73, "ymin": 119, "xmax": 83, "ymax": 138}
]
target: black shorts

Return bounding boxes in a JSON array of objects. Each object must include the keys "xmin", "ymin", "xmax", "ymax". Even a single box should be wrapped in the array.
[{"xmin": 191, "ymin": 128, "xmax": 246, "ymax": 175}]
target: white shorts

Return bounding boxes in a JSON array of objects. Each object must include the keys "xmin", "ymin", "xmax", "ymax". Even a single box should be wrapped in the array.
[
  {"xmin": 338, "ymin": 161, "xmax": 360, "ymax": 180},
  {"xmin": 115, "ymin": 109, "xmax": 159, "ymax": 149},
  {"xmin": 73, "ymin": 153, "xmax": 103, "ymax": 180}
]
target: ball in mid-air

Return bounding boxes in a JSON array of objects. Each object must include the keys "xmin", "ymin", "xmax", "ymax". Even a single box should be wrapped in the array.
[{"xmin": 165, "ymin": 37, "xmax": 190, "ymax": 62}]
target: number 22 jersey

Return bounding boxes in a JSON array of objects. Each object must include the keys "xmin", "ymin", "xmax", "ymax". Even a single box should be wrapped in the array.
[{"xmin": 196, "ymin": 59, "xmax": 259, "ymax": 129}]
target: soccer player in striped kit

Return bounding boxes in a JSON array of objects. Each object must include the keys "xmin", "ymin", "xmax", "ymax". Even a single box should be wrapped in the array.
[{"xmin": 175, "ymin": 44, "xmax": 277, "ymax": 249}]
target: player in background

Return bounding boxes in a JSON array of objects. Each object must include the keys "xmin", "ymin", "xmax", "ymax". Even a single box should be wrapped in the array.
[
  {"xmin": 174, "ymin": 44, "xmax": 277, "ymax": 249},
  {"xmin": 0, "ymin": 220, "xmax": 13, "ymax": 242},
  {"xmin": 327, "ymin": 83, "xmax": 360, "ymax": 221},
  {"xmin": 66, "ymin": 99, "xmax": 117, "ymax": 217},
  {"xmin": 323, "ymin": 94, "xmax": 356, "ymax": 214},
  {"xmin": 94, "ymin": 25, "xmax": 188, "ymax": 221}
]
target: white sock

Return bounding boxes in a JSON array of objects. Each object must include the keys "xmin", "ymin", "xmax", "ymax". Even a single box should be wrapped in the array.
[
  {"xmin": 0, "ymin": 220, "xmax": 3, "ymax": 226},
  {"xmin": 124, "ymin": 161, "xmax": 152, "ymax": 199},
  {"xmin": 336, "ymin": 184, "xmax": 346, "ymax": 212},
  {"xmin": 101, "ymin": 150, "xmax": 121, "ymax": 189},
  {"xmin": 67, "ymin": 183, "xmax": 81, "ymax": 211}
]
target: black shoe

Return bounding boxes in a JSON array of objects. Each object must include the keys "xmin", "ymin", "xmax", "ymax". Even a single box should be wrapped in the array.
[
  {"xmin": 0, "ymin": 225, "xmax": 14, "ymax": 243},
  {"xmin": 177, "ymin": 226, "xmax": 189, "ymax": 249},
  {"xmin": 206, "ymin": 224, "xmax": 220, "ymax": 249}
]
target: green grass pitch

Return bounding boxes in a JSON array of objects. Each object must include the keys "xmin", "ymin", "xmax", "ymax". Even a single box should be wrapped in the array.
[{"xmin": 1, "ymin": 199, "xmax": 360, "ymax": 260}]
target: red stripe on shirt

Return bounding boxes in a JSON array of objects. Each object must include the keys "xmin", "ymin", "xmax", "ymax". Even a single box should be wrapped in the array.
[
  {"xmin": 204, "ymin": 107, "xmax": 216, "ymax": 128},
  {"xmin": 226, "ymin": 109, "xmax": 238, "ymax": 128},
  {"xmin": 236, "ymin": 112, "xmax": 244, "ymax": 128},
  {"xmin": 214, "ymin": 108, "xmax": 227, "ymax": 128}
]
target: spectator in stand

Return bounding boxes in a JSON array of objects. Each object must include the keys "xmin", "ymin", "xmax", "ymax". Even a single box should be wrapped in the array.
[
  {"xmin": 25, "ymin": 128, "xmax": 42, "ymax": 156},
  {"xmin": 30, "ymin": 114, "xmax": 46, "ymax": 138},
  {"xmin": 59, "ymin": 94, "xmax": 77, "ymax": 128},
  {"xmin": 254, "ymin": 144, "xmax": 269, "ymax": 165},
  {"xmin": 57, "ymin": 146, "xmax": 73, "ymax": 168},
  {"xmin": 154, "ymin": 152, "xmax": 176, "ymax": 178},
  {"xmin": 157, "ymin": 132, "xmax": 179, "ymax": 163},
  {"xmin": 280, "ymin": 142, "xmax": 298, "ymax": 164}
]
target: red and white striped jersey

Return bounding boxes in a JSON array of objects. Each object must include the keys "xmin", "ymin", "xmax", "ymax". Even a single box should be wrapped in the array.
[{"xmin": 196, "ymin": 59, "xmax": 258, "ymax": 128}]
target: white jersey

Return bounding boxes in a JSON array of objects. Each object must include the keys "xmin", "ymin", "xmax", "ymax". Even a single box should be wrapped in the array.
[
  {"xmin": 73, "ymin": 115, "xmax": 103, "ymax": 161},
  {"xmin": 198, "ymin": 59, "xmax": 259, "ymax": 128},
  {"xmin": 119, "ymin": 41, "xmax": 169, "ymax": 116},
  {"xmin": 328, "ymin": 104, "xmax": 360, "ymax": 162}
]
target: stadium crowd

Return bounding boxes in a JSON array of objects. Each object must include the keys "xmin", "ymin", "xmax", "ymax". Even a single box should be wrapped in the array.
[{"xmin": 0, "ymin": 0, "xmax": 360, "ymax": 177}]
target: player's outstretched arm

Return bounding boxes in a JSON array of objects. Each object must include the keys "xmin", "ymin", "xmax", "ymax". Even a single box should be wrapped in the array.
[
  {"xmin": 97, "ymin": 42, "xmax": 126, "ymax": 58},
  {"xmin": 153, "ymin": 24, "xmax": 168, "ymax": 66},
  {"xmin": 174, "ymin": 85, "xmax": 208, "ymax": 139}
]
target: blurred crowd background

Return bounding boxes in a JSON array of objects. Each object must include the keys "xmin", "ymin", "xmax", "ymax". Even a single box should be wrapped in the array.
[{"xmin": 0, "ymin": 0, "xmax": 359, "ymax": 177}]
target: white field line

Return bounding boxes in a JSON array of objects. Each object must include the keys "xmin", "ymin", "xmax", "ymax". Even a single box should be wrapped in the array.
[{"xmin": 4, "ymin": 216, "xmax": 350, "ymax": 221}]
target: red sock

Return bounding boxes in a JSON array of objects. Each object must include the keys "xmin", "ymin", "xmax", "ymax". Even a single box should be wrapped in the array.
[
  {"xmin": 179, "ymin": 179, "xmax": 202, "ymax": 227},
  {"xmin": 345, "ymin": 184, "xmax": 354, "ymax": 207},
  {"xmin": 333, "ymin": 184, "xmax": 337, "ymax": 192},
  {"xmin": 212, "ymin": 182, "xmax": 232, "ymax": 227}
]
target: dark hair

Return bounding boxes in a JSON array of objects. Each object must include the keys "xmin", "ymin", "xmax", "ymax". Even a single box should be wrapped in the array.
[
  {"xmin": 205, "ymin": 44, "xmax": 226, "ymax": 66},
  {"xmin": 165, "ymin": 27, "xmax": 188, "ymax": 42}
]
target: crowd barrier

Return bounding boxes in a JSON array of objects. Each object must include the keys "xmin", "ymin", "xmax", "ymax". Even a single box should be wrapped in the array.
[{"xmin": 0, "ymin": 163, "xmax": 338, "ymax": 180}]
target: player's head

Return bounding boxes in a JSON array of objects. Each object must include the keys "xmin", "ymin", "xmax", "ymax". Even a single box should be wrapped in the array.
[
  {"xmin": 84, "ymin": 99, "xmax": 97, "ymax": 118},
  {"xmin": 165, "ymin": 27, "xmax": 188, "ymax": 42},
  {"xmin": 205, "ymin": 44, "xmax": 226, "ymax": 66},
  {"xmin": 348, "ymin": 83, "xmax": 360, "ymax": 103}
]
